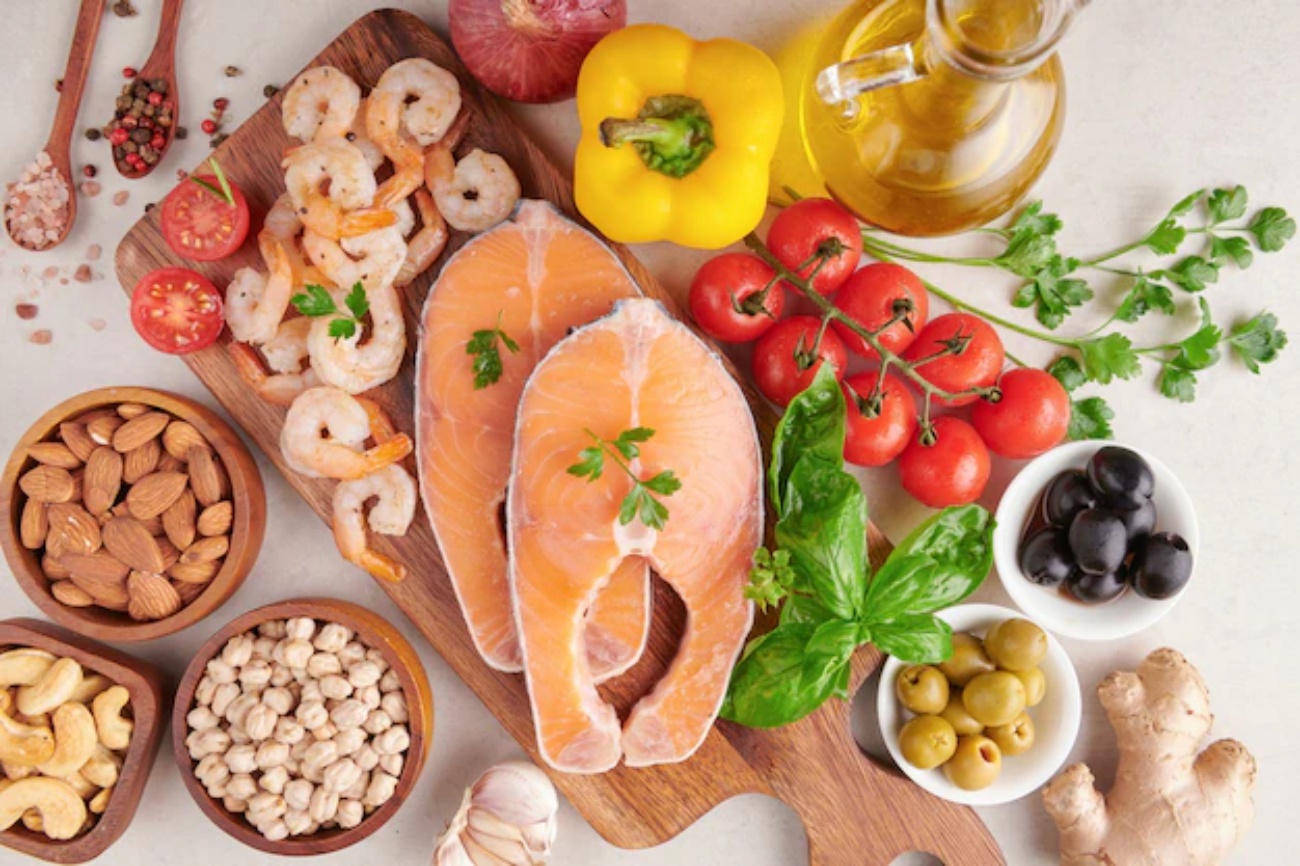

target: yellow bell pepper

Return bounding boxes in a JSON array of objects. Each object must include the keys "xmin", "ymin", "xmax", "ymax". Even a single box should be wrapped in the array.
[{"xmin": 574, "ymin": 24, "xmax": 783, "ymax": 250}]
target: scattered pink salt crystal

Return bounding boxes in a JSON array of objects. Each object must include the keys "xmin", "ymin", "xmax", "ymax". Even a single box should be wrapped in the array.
[
  {"xmin": 111, "ymin": 190, "xmax": 130, "ymax": 206},
  {"xmin": 29, "ymin": 329, "xmax": 52, "ymax": 345},
  {"xmin": 73, "ymin": 265, "xmax": 92, "ymax": 283},
  {"xmin": 15, "ymin": 303, "xmax": 37, "ymax": 319},
  {"xmin": 42, "ymin": 266, "xmax": 59, "ymax": 279},
  {"xmin": 85, "ymin": 243, "xmax": 102, "ymax": 261},
  {"xmin": 80, "ymin": 181, "xmax": 101, "ymax": 197},
  {"xmin": 88, "ymin": 318, "xmax": 106, "ymax": 331}
]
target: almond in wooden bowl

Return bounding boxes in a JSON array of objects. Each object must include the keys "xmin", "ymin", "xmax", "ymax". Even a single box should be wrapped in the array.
[
  {"xmin": 171, "ymin": 598, "xmax": 433, "ymax": 856},
  {"xmin": 0, "ymin": 617, "xmax": 167, "ymax": 864},
  {"xmin": 0, "ymin": 387, "xmax": 266, "ymax": 643}
]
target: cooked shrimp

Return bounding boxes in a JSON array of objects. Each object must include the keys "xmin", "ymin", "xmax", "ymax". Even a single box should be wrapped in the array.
[
  {"xmin": 390, "ymin": 196, "xmax": 416, "ymax": 239},
  {"xmin": 425, "ymin": 147, "xmax": 521, "ymax": 233},
  {"xmin": 258, "ymin": 193, "xmax": 315, "ymax": 285},
  {"xmin": 302, "ymin": 226, "xmax": 406, "ymax": 291},
  {"xmin": 261, "ymin": 316, "xmax": 313, "ymax": 374},
  {"xmin": 282, "ymin": 66, "xmax": 362, "ymax": 142},
  {"xmin": 283, "ymin": 139, "xmax": 396, "ymax": 239},
  {"xmin": 308, "ymin": 282, "xmax": 406, "ymax": 394},
  {"xmin": 367, "ymin": 59, "xmax": 461, "ymax": 207},
  {"xmin": 228, "ymin": 339, "xmax": 320, "ymax": 406},
  {"xmin": 348, "ymin": 97, "xmax": 386, "ymax": 172},
  {"xmin": 395, "ymin": 188, "xmax": 448, "ymax": 286},
  {"xmin": 280, "ymin": 386, "xmax": 412, "ymax": 480},
  {"xmin": 225, "ymin": 239, "xmax": 295, "ymax": 345},
  {"xmin": 332, "ymin": 464, "xmax": 417, "ymax": 583}
]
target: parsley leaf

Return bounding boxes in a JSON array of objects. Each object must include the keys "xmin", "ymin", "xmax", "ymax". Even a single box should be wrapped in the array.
[
  {"xmin": 613, "ymin": 427, "xmax": 655, "ymax": 460},
  {"xmin": 1079, "ymin": 333, "xmax": 1141, "ymax": 384},
  {"xmin": 1011, "ymin": 256, "xmax": 1091, "ymax": 329},
  {"xmin": 1228, "ymin": 312, "xmax": 1288, "ymax": 373},
  {"xmin": 1067, "ymin": 396, "xmax": 1115, "ymax": 441},
  {"xmin": 1246, "ymin": 207, "xmax": 1296, "ymax": 252},
  {"xmin": 328, "ymin": 318, "xmax": 358, "ymax": 340},
  {"xmin": 290, "ymin": 284, "xmax": 338, "ymax": 317},
  {"xmin": 997, "ymin": 234, "xmax": 1059, "ymax": 278},
  {"xmin": 1208, "ymin": 185, "xmax": 1248, "ymax": 224},
  {"xmin": 1167, "ymin": 189, "xmax": 1206, "ymax": 218},
  {"xmin": 746, "ymin": 548, "xmax": 796, "ymax": 613},
  {"xmin": 643, "ymin": 470, "xmax": 683, "ymax": 496},
  {"xmin": 1006, "ymin": 201, "xmax": 1063, "ymax": 239},
  {"xmin": 1048, "ymin": 356, "xmax": 1086, "ymax": 392},
  {"xmin": 344, "ymin": 282, "xmax": 369, "ymax": 320},
  {"xmin": 1158, "ymin": 365, "xmax": 1198, "ymax": 403},
  {"xmin": 566, "ymin": 445, "xmax": 604, "ymax": 481},
  {"xmin": 1142, "ymin": 218, "xmax": 1186, "ymax": 255},
  {"xmin": 1209, "ymin": 235, "xmax": 1254, "ymax": 268},
  {"xmin": 466, "ymin": 311, "xmax": 520, "ymax": 390},
  {"xmin": 1168, "ymin": 299, "xmax": 1222, "ymax": 371},
  {"xmin": 1158, "ymin": 256, "xmax": 1219, "ymax": 293},
  {"xmin": 567, "ymin": 428, "xmax": 679, "ymax": 530},
  {"xmin": 1114, "ymin": 275, "xmax": 1176, "ymax": 323}
]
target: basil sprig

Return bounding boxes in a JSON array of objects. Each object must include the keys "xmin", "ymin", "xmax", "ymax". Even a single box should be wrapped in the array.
[{"xmin": 721, "ymin": 366, "xmax": 994, "ymax": 729}]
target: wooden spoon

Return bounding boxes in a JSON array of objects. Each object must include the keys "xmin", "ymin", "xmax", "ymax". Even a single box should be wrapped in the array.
[
  {"xmin": 115, "ymin": 0, "xmax": 185, "ymax": 179},
  {"xmin": 3, "ymin": 0, "xmax": 107, "ymax": 251}
]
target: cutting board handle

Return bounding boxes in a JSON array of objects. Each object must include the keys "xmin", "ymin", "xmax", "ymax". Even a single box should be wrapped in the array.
[{"xmin": 724, "ymin": 645, "xmax": 1006, "ymax": 866}]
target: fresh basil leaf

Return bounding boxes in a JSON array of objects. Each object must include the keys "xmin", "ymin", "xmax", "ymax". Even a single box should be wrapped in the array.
[
  {"xmin": 775, "ymin": 454, "xmax": 868, "ymax": 620},
  {"xmin": 768, "ymin": 365, "xmax": 845, "ymax": 516},
  {"xmin": 863, "ymin": 506, "xmax": 993, "ymax": 622},
  {"xmin": 805, "ymin": 619, "xmax": 863, "ymax": 658},
  {"xmin": 779, "ymin": 593, "xmax": 838, "ymax": 627},
  {"xmin": 720, "ymin": 622, "xmax": 856, "ymax": 728},
  {"xmin": 870, "ymin": 614, "xmax": 953, "ymax": 664}
]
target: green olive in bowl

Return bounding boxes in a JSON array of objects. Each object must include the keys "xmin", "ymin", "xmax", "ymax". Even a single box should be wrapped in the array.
[
  {"xmin": 937, "ymin": 633, "xmax": 996, "ymax": 687},
  {"xmin": 1013, "ymin": 667, "xmax": 1047, "ymax": 708},
  {"xmin": 962, "ymin": 671, "xmax": 1027, "ymax": 727},
  {"xmin": 943, "ymin": 735, "xmax": 1002, "ymax": 791},
  {"xmin": 940, "ymin": 688, "xmax": 985, "ymax": 736},
  {"xmin": 895, "ymin": 665, "xmax": 950, "ymax": 715},
  {"xmin": 983, "ymin": 618, "xmax": 1048, "ymax": 672},
  {"xmin": 898, "ymin": 715, "xmax": 958, "ymax": 770},
  {"xmin": 986, "ymin": 712, "xmax": 1036, "ymax": 756}
]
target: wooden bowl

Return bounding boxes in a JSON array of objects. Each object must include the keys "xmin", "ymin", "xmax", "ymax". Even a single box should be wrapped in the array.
[
  {"xmin": 0, "ymin": 386, "xmax": 266, "ymax": 642},
  {"xmin": 0, "ymin": 617, "xmax": 168, "ymax": 863},
  {"xmin": 171, "ymin": 598, "xmax": 434, "ymax": 855}
]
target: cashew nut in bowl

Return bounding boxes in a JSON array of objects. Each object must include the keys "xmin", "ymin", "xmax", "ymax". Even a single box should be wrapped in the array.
[
  {"xmin": 66, "ymin": 673, "xmax": 112, "ymax": 706},
  {"xmin": 0, "ymin": 702, "xmax": 55, "ymax": 767},
  {"xmin": 58, "ymin": 770, "xmax": 96, "ymax": 799},
  {"xmin": 17, "ymin": 657, "xmax": 83, "ymax": 717},
  {"xmin": 0, "ymin": 777, "xmax": 88, "ymax": 840},
  {"xmin": 0, "ymin": 649, "xmax": 55, "ymax": 689},
  {"xmin": 35, "ymin": 702, "xmax": 97, "ymax": 778},
  {"xmin": 80, "ymin": 745, "xmax": 121, "ymax": 789},
  {"xmin": 88, "ymin": 786, "xmax": 113, "ymax": 815},
  {"xmin": 91, "ymin": 685, "xmax": 134, "ymax": 750}
]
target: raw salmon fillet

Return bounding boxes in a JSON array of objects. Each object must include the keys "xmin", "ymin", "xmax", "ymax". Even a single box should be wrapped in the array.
[
  {"xmin": 416, "ymin": 201, "xmax": 649, "ymax": 677},
  {"xmin": 510, "ymin": 299, "xmax": 761, "ymax": 773}
]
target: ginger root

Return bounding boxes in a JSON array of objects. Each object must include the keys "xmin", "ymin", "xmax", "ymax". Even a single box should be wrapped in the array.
[{"xmin": 1043, "ymin": 648, "xmax": 1256, "ymax": 866}]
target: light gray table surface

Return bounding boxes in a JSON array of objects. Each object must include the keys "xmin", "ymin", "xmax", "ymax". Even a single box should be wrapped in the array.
[{"xmin": 1, "ymin": 1, "xmax": 1294, "ymax": 864}]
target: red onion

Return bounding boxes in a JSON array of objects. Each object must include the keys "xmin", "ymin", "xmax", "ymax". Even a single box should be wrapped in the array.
[{"xmin": 449, "ymin": 0, "xmax": 626, "ymax": 104}]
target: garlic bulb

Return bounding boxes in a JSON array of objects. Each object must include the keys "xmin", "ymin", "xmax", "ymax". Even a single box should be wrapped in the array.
[{"xmin": 434, "ymin": 761, "xmax": 559, "ymax": 866}]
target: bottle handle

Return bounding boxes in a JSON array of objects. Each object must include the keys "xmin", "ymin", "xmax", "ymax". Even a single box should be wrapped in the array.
[{"xmin": 815, "ymin": 41, "xmax": 927, "ymax": 119}]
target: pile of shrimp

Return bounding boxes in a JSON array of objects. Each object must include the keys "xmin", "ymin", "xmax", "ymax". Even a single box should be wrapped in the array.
[{"xmin": 224, "ymin": 59, "xmax": 522, "ymax": 583}]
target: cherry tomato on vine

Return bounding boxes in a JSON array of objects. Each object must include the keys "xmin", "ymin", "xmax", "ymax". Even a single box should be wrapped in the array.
[
  {"xmin": 130, "ymin": 267, "xmax": 225, "ymax": 354},
  {"xmin": 831, "ymin": 263, "xmax": 930, "ymax": 359},
  {"xmin": 898, "ymin": 416, "xmax": 991, "ymax": 507},
  {"xmin": 971, "ymin": 368, "xmax": 1071, "ymax": 458},
  {"xmin": 160, "ymin": 175, "xmax": 250, "ymax": 262},
  {"xmin": 902, "ymin": 313, "xmax": 1005, "ymax": 406},
  {"xmin": 842, "ymin": 371, "xmax": 917, "ymax": 467},
  {"xmin": 766, "ymin": 198, "xmax": 863, "ymax": 295},
  {"xmin": 752, "ymin": 315, "xmax": 848, "ymax": 407},
  {"xmin": 688, "ymin": 252, "xmax": 786, "ymax": 342}
]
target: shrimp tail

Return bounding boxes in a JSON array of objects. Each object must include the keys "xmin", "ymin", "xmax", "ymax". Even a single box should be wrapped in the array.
[
  {"xmin": 362, "ymin": 434, "xmax": 414, "ymax": 473},
  {"xmin": 340, "ymin": 207, "xmax": 399, "ymax": 237},
  {"xmin": 228, "ymin": 341, "xmax": 308, "ymax": 406},
  {"xmin": 359, "ymin": 550, "xmax": 407, "ymax": 583},
  {"xmin": 356, "ymin": 397, "xmax": 400, "ymax": 444}
]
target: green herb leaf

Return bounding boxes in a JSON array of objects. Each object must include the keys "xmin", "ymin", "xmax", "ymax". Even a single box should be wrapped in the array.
[
  {"xmin": 775, "ymin": 454, "xmax": 868, "ymax": 620},
  {"xmin": 1246, "ymin": 207, "xmax": 1296, "ymax": 252},
  {"xmin": 466, "ymin": 312, "xmax": 521, "ymax": 389},
  {"xmin": 862, "ymin": 506, "xmax": 993, "ymax": 623},
  {"xmin": 1004, "ymin": 201, "xmax": 1063, "ymax": 239},
  {"xmin": 996, "ymin": 234, "xmax": 1060, "ymax": 279},
  {"xmin": 746, "ymin": 548, "xmax": 796, "ymax": 613},
  {"xmin": 613, "ymin": 426, "xmax": 655, "ymax": 460},
  {"xmin": 1113, "ymin": 275, "xmax": 1176, "ymax": 323},
  {"xmin": 568, "ymin": 427, "xmax": 677, "ymax": 531},
  {"xmin": 327, "ymin": 317, "xmax": 357, "ymax": 340},
  {"xmin": 768, "ymin": 365, "xmax": 846, "ymax": 516},
  {"xmin": 190, "ymin": 158, "xmax": 236, "ymax": 207},
  {"xmin": 1067, "ymin": 396, "xmax": 1115, "ymax": 440},
  {"xmin": 343, "ymin": 282, "xmax": 369, "ymax": 320},
  {"xmin": 291, "ymin": 284, "xmax": 338, "ymax": 318},
  {"xmin": 720, "ymin": 622, "xmax": 857, "ymax": 728},
  {"xmin": 643, "ymin": 470, "xmax": 682, "ymax": 496},
  {"xmin": 566, "ymin": 444, "xmax": 605, "ymax": 481},
  {"xmin": 1208, "ymin": 185, "xmax": 1248, "ymax": 224},
  {"xmin": 1142, "ymin": 218, "xmax": 1186, "ymax": 255},
  {"xmin": 870, "ymin": 614, "xmax": 953, "ymax": 665},
  {"xmin": 1047, "ymin": 356, "xmax": 1086, "ymax": 393},
  {"xmin": 1167, "ymin": 189, "xmax": 1205, "ymax": 218},
  {"xmin": 1209, "ymin": 235, "xmax": 1253, "ymax": 268},
  {"xmin": 1167, "ymin": 300, "xmax": 1222, "ymax": 371},
  {"xmin": 1228, "ymin": 312, "xmax": 1288, "ymax": 373},
  {"xmin": 1159, "ymin": 256, "xmax": 1219, "ymax": 293},
  {"xmin": 1079, "ymin": 333, "xmax": 1142, "ymax": 384},
  {"xmin": 1012, "ymin": 256, "xmax": 1092, "ymax": 330},
  {"xmin": 1158, "ymin": 365, "xmax": 1198, "ymax": 403}
]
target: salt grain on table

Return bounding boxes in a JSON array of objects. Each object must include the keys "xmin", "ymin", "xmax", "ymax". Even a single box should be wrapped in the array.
[
  {"xmin": 73, "ymin": 265, "xmax": 92, "ymax": 283},
  {"xmin": 112, "ymin": 190, "xmax": 130, "ymax": 206},
  {"xmin": 42, "ymin": 266, "xmax": 58, "ymax": 279},
  {"xmin": 80, "ymin": 181, "xmax": 101, "ymax": 198},
  {"xmin": 88, "ymin": 318, "xmax": 106, "ymax": 331},
  {"xmin": 85, "ymin": 243, "xmax": 102, "ymax": 261},
  {"xmin": 4, "ymin": 151, "xmax": 71, "ymax": 251},
  {"xmin": 29, "ymin": 329, "xmax": 52, "ymax": 345}
]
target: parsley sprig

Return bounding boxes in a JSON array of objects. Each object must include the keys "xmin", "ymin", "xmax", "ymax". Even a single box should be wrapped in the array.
[
  {"xmin": 466, "ymin": 312, "xmax": 520, "ymax": 390},
  {"xmin": 856, "ymin": 186, "xmax": 1292, "ymax": 431},
  {"xmin": 566, "ymin": 427, "xmax": 681, "ymax": 531},
  {"xmin": 291, "ymin": 282, "xmax": 369, "ymax": 339},
  {"xmin": 190, "ymin": 157, "xmax": 236, "ymax": 207}
]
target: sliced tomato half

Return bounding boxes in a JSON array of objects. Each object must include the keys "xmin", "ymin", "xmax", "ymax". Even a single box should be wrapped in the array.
[
  {"xmin": 160, "ymin": 175, "xmax": 250, "ymax": 262},
  {"xmin": 130, "ymin": 266, "xmax": 225, "ymax": 354}
]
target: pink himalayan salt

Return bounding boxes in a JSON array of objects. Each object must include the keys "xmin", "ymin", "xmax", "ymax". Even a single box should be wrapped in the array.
[
  {"xmin": 85, "ymin": 243, "xmax": 102, "ymax": 261},
  {"xmin": 111, "ymin": 190, "xmax": 129, "ymax": 206},
  {"xmin": 29, "ymin": 329, "xmax": 52, "ymax": 345},
  {"xmin": 4, "ymin": 151, "xmax": 70, "ymax": 250}
]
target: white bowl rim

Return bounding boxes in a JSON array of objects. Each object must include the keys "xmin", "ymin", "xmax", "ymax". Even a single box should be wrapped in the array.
[
  {"xmin": 993, "ymin": 440, "xmax": 1200, "ymax": 642},
  {"xmin": 876, "ymin": 603, "xmax": 1083, "ymax": 807}
]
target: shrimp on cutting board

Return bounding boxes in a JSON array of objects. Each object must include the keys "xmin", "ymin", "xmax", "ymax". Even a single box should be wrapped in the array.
[
  {"xmin": 283, "ymin": 139, "xmax": 396, "ymax": 239},
  {"xmin": 302, "ymin": 225, "xmax": 407, "ymax": 291},
  {"xmin": 225, "ymin": 239, "xmax": 296, "ymax": 345},
  {"xmin": 281, "ymin": 66, "xmax": 362, "ymax": 142},
  {"xmin": 367, "ymin": 58, "xmax": 462, "ymax": 207},
  {"xmin": 333, "ymin": 464, "xmax": 417, "ymax": 583},
  {"xmin": 425, "ymin": 146, "xmax": 521, "ymax": 233},
  {"xmin": 395, "ymin": 188, "xmax": 448, "ymax": 287},
  {"xmin": 229, "ymin": 318, "xmax": 319, "ymax": 406},
  {"xmin": 308, "ymin": 282, "xmax": 407, "ymax": 394},
  {"xmin": 280, "ymin": 386, "xmax": 412, "ymax": 480}
]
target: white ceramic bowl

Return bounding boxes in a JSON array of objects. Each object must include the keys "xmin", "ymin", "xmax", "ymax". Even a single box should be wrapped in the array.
[
  {"xmin": 992, "ymin": 440, "xmax": 1199, "ymax": 641},
  {"xmin": 877, "ymin": 604, "xmax": 1082, "ymax": 806}
]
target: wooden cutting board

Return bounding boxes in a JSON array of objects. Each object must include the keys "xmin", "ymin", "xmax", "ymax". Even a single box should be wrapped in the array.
[{"xmin": 114, "ymin": 10, "xmax": 1005, "ymax": 864}]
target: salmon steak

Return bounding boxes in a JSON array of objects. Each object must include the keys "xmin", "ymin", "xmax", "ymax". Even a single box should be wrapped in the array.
[
  {"xmin": 509, "ymin": 299, "xmax": 761, "ymax": 773},
  {"xmin": 416, "ymin": 200, "xmax": 649, "ymax": 678}
]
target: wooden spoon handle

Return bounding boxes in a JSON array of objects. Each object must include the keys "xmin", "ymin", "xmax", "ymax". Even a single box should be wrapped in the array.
[
  {"xmin": 43, "ymin": 0, "xmax": 108, "ymax": 161},
  {"xmin": 142, "ymin": 0, "xmax": 185, "ymax": 72}
]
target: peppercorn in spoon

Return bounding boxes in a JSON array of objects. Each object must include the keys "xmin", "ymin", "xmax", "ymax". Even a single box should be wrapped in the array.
[
  {"xmin": 109, "ymin": 0, "xmax": 184, "ymax": 178},
  {"xmin": 3, "ymin": 0, "xmax": 107, "ymax": 251}
]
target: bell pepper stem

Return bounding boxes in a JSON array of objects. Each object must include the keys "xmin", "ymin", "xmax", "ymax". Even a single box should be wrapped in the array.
[{"xmin": 599, "ymin": 94, "xmax": 715, "ymax": 179}]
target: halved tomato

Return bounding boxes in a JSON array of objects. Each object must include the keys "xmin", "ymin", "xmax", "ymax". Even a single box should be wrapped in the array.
[
  {"xmin": 160, "ymin": 175, "xmax": 250, "ymax": 261},
  {"xmin": 130, "ymin": 267, "xmax": 224, "ymax": 354}
]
